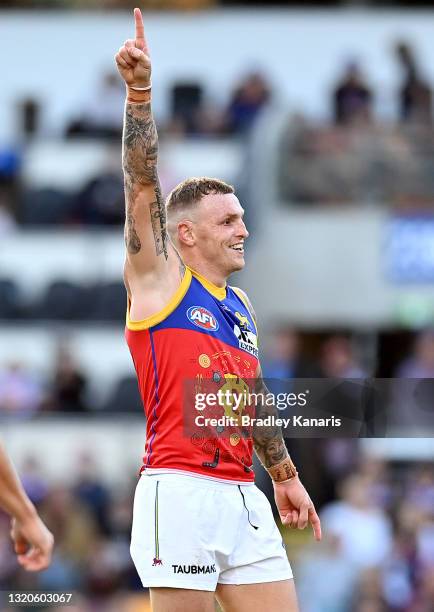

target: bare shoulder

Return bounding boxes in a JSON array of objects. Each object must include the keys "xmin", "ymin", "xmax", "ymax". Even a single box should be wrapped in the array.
[{"xmin": 125, "ymin": 243, "xmax": 187, "ymax": 320}]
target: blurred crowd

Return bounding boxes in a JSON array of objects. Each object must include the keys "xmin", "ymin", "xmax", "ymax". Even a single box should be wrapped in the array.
[
  {"xmin": 0, "ymin": 452, "xmax": 146, "ymax": 611},
  {"xmin": 65, "ymin": 70, "xmax": 271, "ymax": 139},
  {"xmin": 2, "ymin": 328, "xmax": 434, "ymax": 420},
  {"xmin": 1, "ymin": 40, "xmax": 434, "ymax": 229},
  {"xmin": 279, "ymin": 42, "xmax": 434, "ymax": 207},
  {"xmin": 0, "ymin": 345, "xmax": 142, "ymax": 418},
  {"xmin": 0, "ymin": 69, "xmax": 271, "ymax": 229},
  {"xmin": 296, "ymin": 457, "xmax": 434, "ymax": 612},
  {"xmin": 0, "ymin": 445, "xmax": 433, "ymax": 612}
]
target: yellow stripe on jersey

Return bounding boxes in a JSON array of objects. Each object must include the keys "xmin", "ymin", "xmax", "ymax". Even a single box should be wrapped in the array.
[{"xmin": 126, "ymin": 267, "xmax": 192, "ymax": 331}]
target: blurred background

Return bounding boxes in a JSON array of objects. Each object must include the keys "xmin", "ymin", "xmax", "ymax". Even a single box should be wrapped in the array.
[{"xmin": 1, "ymin": 0, "xmax": 434, "ymax": 610}]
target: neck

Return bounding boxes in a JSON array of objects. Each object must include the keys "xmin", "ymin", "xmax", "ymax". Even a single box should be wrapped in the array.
[{"xmin": 183, "ymin": 257, "xmax": 227, "ymax": 288}]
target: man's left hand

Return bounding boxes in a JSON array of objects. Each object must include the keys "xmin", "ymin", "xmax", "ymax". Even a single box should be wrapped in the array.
[{"xmin": 273, "ymin": 476, "xmax": 322, "ymax": 541}]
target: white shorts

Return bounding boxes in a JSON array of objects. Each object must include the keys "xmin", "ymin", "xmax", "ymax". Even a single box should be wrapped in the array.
[{"xmin": 130, "ymin": 472, "xmax": 293, "ymax": 591}]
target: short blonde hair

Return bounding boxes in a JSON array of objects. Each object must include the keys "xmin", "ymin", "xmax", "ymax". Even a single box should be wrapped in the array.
[{"xmin": 166, "ymin": 177, "xmax": 234, "ymax": 216}]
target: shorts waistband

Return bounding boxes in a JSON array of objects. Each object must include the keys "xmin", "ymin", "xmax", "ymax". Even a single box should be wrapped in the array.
[{"xmin": 142, "ymin": 468, "xmax": 255, "ymax": 489}]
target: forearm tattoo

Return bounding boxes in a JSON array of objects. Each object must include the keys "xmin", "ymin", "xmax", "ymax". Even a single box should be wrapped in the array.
[
  {"xmin": 253, "ymin": 377, "xmax": 289, "ymax": 469},
  {"xmin": 122, "ymin": 102, "xmax": 168, "ymax": 259}
]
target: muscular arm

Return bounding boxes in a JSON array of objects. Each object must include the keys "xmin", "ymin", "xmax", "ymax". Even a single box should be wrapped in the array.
[
  {"xmin": 252, "ymin": 366, "xmax": 298, "ymax": 482},
  {"xmin": 123, "ymin": 100, "xmax": 168, "ymax": 264},
  {"xmin": 0, "ymin": 443, "xmax": 54, "ymax": 570},
  {"xmin": 253, "ymin": 370, "xmax": 288, "ymax": 467},
  {"xmin": 233, "ymin": 286, "xmax": 297, "ymax": 480},
  {"xmin": 116, "ymin": 9, "xmax": 179, "ymax": 282},
  {"xmin": 0, "ymin": 442, "xmax": 35, "ymax": 521},
  {"xmin": 238, "ymin": 291, "xmax": 321, "ymax": 538}
]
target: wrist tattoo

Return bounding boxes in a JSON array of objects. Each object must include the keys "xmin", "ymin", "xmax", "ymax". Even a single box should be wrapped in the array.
[{"xmin": 267, "ymin": 457, "xmax": 298, "ymax": 483}]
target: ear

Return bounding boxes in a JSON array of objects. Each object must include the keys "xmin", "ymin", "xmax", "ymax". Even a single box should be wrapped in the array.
[{"xmin": 178, "ymin": 220, "xmax": 195, "ymax": 247}]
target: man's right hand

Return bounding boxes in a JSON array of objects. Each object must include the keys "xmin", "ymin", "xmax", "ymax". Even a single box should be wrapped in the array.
[
  {"xmin": 10, "ymin": 512, "xmax": 54, "ymax": 572},
  {"xmin": 115, "ymin": 8, "xmax": 151, "ymax": 88}
]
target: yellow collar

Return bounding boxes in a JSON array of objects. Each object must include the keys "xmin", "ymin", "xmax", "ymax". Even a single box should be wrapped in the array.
[{"xmin": 188, "ymin": 266, "xmax": 227, "ymax": 301}]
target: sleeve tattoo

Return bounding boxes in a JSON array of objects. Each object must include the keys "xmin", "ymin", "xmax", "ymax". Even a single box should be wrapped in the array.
[
  {"xmin": 234, "ymin": 295, "xmax": 288, "ymax": 469},
  {"xmin": 252, "ymin": 376, "xmax": 289, "ymax": 469},
  {"xmin": 122, "ymin": 102, "xmax": 168, "ymax": 259}
]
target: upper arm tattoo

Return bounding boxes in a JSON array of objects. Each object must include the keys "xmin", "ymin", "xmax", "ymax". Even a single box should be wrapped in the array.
[
  {"xmin": 122, "ymin": 102, "xmax": 168, "ymax": 260},
  {"xmin": 149, "ymin": 179, "xmax": 168, "ymax": 258}
]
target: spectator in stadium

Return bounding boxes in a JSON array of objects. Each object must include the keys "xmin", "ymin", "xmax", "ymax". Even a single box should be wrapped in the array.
[
  {"xmin": 396, "ymin": 330, "xmax": 434, "ymax": 378},
  {"xmin": 320, "ymin": 335, "xmax": 366, "ymax": 378},
  {"xmin": 382, "ymin": 528, "xmax": 416, "ymax": 610},
  {"xmin": 391, "ymin": 331, "xmax": 434, "ymax": 433},
  {"xmin": 320, "ymin": 474, "xmax": 393, "ymax": 570},
  {"xmin": 46, "ymin": 345, "xmax": 89, "ymax": 413},
  {"xmin": 0, "ymin": 362, "xmax": 43, "ymax": 418},
  {"xmin": 406, "ymin": 465, "xmax": 434, "ymax": 518},
  {"xmin": 0, "ymin": 442, "xmax": 53, "ymax": 571},
  {"xmin": 357, "ymin": 457, "xmax": 394, "ymax": 512},
  {"xmin": 262, "ymin": 327, "xmax": 319, "ymax": 380},
  {"xmin": 40, "ymin": 484, "xmax": 97, "ymax": 575},
  {"xmin": 226, "ymin": 71, "xmax": 271, "ymax": 134},
  {"xmin": 333, "ymin": 62, "xmax": 373, "ymax": 126},
  {"xmin": 72, "ymin": 453, "xmax": 111, "ymax": 536},
  {"xmin": 74, "ymin": 161, "xmax": 125, "ymax": 225},
  {"xmin": 66, "ymin": 71, "xmax": 124, "ymax": 139},
  {"xmin": 295, "ymin": 530, "xmax": 357, "ymax": 612},
  {"xmin": 19, "ymin": 455, "xmax": 50, "ymax": 506},
  {"xmin": 395, "ymin": 41, "xmax": 432, "ymax": 125}
]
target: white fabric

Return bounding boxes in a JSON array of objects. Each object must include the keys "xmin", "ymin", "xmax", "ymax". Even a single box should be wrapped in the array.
[{"xmin": 130, "ymin": 471, "xmax": 292, "ymax": 591}]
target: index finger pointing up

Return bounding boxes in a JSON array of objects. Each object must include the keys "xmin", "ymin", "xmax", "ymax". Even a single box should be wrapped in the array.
[{"xmin": 134, "ymin": 8, "xmax": 148, "ymax": 53}]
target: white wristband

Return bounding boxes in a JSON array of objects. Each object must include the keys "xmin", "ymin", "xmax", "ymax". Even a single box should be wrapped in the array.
[{"xmin": 129, "ymin": 84, "xmax": 152, "ymax": 91}]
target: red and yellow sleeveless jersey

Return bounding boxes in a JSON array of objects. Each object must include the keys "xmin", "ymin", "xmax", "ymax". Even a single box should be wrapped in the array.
[{"xmin": 125, "ymin": 266, "xmax": 259, "ymax": 483}]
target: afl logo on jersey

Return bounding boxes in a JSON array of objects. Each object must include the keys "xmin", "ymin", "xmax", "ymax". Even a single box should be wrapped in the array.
[{"xmin": 187, "ymin": 306, "xmax": 219, "ymax": 332}]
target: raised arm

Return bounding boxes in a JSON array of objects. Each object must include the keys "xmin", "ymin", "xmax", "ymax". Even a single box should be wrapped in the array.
[{"xmin": 115, "ymin": 9, "xmax": 176, "ymax": 283}]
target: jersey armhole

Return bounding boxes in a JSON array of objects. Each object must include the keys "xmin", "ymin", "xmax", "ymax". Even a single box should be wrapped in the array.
[{"xmin": 126, "ymin": 267, "xmax": 192, "ymax": 331}]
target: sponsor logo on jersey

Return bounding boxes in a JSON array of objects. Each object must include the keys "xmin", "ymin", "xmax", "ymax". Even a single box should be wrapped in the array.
[
  {"xmin": 235, "ymin": 311, "xmax": 250, "ymax": 329},
  {"xmin": 187, "ymin": 306, "xmax": 219, "ymax": 331},
  {"xmin": 234, "ymin": 324, "xmax": 258, "ymax": 358},
  {"xmin": 172, "ymin": 564, "xmax": 217, "ymax": 574}
]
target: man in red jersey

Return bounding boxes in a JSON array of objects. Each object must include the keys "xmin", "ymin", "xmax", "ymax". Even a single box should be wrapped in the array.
[{"xmin": 116, "ymin": 9, "xmax": 321, "ymax": 611}]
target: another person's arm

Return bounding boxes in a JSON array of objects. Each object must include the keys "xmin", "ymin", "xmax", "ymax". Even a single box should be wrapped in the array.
[{"xmin": 0, "ymin": 443, "xmax": 54, "ymax": 570}]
